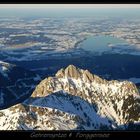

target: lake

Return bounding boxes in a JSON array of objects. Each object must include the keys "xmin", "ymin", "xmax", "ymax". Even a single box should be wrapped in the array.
[{"xmin": 80, "ymin": 35, "xmax": 129, "ymax": 53}]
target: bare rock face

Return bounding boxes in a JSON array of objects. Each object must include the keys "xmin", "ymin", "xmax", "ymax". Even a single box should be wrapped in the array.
[
  {"xmin": 55, "ymin": 65, "xmax": 102, "ymax": 83},
  {"xmin": 83, "ymin": 70, "xmax": 94, "ymax": 82},
  {"xmin": 61, "ymin": 65, "xmax": 81, "ymax": 79},
  {"xmin": 65, "ymin": 65, "xmax": 80, "ymax": 79},
  {"xmin": 55, "ymin": 68, "xmax": 65, "ymax": 78}
]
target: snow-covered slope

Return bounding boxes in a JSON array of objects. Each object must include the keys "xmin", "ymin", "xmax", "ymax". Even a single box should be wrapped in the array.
[
  {"xmin": 0, "ymin": 61, "xmax": 41, "ymax": 109},
  {"xmin": 0, "ymin": 91, "xmax": 113, "ymax": 130},
  {"xmin": 0, "ymin": 102, "xmax": 80, "ymax": 130},
  {"xmin": 0, "ymin": 65, "xmax": 140, "ymax": 130}
]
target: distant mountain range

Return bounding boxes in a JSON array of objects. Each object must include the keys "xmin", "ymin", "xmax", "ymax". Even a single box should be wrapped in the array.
[{"xmin": 0, "ymin": 63, "xmax": 140, "ymax": 130}]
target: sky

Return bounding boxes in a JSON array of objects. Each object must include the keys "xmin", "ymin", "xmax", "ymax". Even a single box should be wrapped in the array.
[
  {"xmin": 0, "ymin": 4, "xmax": 140, "ymax": 18},
  {"xmin": 0, "ymin": 4, "xmax": 140, "ymax": 9}
]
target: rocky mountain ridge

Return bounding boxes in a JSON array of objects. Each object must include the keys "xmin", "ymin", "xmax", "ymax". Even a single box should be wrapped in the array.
[
  {"xmin": 32, "ymin": 65, "xmax": 140, "ymax": 126},
  {"xmin": 0, "ymin": 65, "xmax": 140, "ymax": 130}
]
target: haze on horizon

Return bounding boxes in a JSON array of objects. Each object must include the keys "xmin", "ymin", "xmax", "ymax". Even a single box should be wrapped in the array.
[{"xmin": 0, "ymin": 4, "xmax": 140, "ymax": 18}]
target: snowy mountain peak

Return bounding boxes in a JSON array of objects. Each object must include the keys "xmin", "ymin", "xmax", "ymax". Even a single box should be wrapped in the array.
[
  {"xmin": 32, "ymin": 65, "xmax": 140, "ymax": 126},
  {"xmin": 56, "ymin": 65, "xmax": 81, "ymax": 79},
  {"xmin": 0, "ymin": 65, "xmax": 140, "ymax": 130},
  {"xmin": 56, "ymin": 65, "xmax": 98, "ymax": 82}
]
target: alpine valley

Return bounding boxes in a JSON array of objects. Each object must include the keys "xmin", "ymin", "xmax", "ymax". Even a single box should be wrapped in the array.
[{"xmin": 0, "ymin": 64, "xmax": 140, "ymax": 130}]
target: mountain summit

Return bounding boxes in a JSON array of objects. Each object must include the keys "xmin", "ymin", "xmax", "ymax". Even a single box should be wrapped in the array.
[
  {"xmin": 56, "ymin": 65, "xmax": 94, "ymax": 82},
  {"xmin": 0, "ymin": 65, "xmax": 140, "ymax": 130},
  {"xmin": 32, "ymin": 65, "xmax": 140, "ymax": 127}
]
